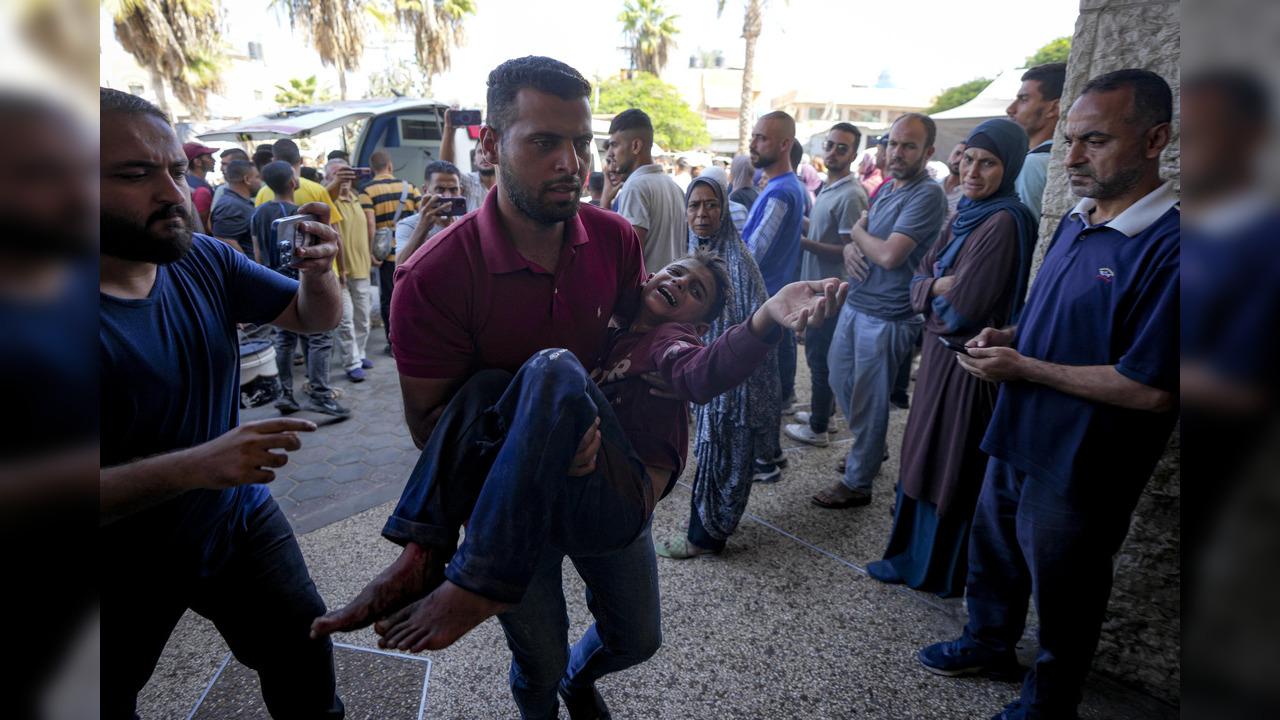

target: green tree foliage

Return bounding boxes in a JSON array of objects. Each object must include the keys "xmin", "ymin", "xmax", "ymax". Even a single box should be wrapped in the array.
[
  {"xmin": 274, "ymin": 76, "xmax": 336, "ymax": 107},
  {"xmin": 597, "ymin": 72, "xmax": 709, "ymax": 151},
  {"xmin": 1025, "ymin": 36, "xmax": 1071, "ymax": 67},
  {"xmin": 926, "ymin": 77, "xmax": 993, "ymax": 114}
]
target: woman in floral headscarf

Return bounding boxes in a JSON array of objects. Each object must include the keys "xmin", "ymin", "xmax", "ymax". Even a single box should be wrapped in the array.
[{"xmin": 655, "ymin": 175, "xmax": 780, "ymax": 558}]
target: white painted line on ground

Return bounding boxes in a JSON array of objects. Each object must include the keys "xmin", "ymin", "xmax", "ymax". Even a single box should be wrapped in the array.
[{"xmin": 185, "ymin": 652, "xmax": 233, "ymax": 720}]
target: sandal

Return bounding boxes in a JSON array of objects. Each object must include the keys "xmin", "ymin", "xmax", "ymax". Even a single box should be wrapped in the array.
[
  {"xmin": 655, "ymin": 534, "xmax": 715, "ymax": 559},
  {"xmin": 812, "ymin": 482, "xmax": 871, "ymax": 509}
]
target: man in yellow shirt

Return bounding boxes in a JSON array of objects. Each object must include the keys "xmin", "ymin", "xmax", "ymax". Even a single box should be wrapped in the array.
[
  {"xmin": 327, "ymin": 157, "xmax": 374, "ymax": 382},
  {"xmin": 254, "ymin": 139, "xmax": 344, "ymax": 226}
]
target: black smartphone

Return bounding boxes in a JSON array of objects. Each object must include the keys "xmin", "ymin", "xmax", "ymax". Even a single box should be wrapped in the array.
[
  {"xmin": 446, "ymin": 109, "xmax": 482, "ymax": 126},
  {"xmin": 937, "ymin": 336, "xmax": 971, "ymax": 355},
  {"xmin": 352, "ymin": 166, "xmax": 375, "ymax": 181},
  {"xmin": 272, "ymin": 213, "xmax": 321, "ymax": 268},
  {"xmin": 435, "ymin": 196, "xmax": 468, "ymax": 216}
]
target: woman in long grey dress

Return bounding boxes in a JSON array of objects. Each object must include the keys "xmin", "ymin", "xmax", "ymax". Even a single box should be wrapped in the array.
[
  {"xmin": 654, "ymin": 176, "xmax": 780, "ymax": 558},
  {"xmin": 866, "ymin": 118, "xmax": 1038, "ymax": 596}
]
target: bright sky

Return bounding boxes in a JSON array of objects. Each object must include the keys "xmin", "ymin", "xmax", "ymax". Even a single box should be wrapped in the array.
[{"xmin": 224, "ymin": 0, "xmax": 1080, "ymax": 105}]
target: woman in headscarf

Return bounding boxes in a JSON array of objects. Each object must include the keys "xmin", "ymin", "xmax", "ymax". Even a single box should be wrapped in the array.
[
  {"xmin": 798, "ymin": 162, "xmax": 823, "ymax": 207},
  {"xmin": 655, "ymin": 175, "xmax": 781, "ymax": 558},
  {"xmin": 865, "ymin": 118, "xmax": 1037, "ymax": 597},
  {"xmin": 728, "ymin": 154, "xmax": 759, "ymax": 210}
]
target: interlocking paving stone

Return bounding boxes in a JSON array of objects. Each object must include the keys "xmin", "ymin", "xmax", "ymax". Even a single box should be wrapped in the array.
[
  {"xmin": 291, "ymin": 463, "xmax": 332, "ymax": 483},
  {"xmin": 326, "ymin": 447, "xmax": 367, "ymax": 466},
  {"xmin": 289, "ymin": 479, "xmax": 335, "ymax": 502},
  {"xmin": 330, "ymin": 464, "xmax": 370, "ymax": 485}
]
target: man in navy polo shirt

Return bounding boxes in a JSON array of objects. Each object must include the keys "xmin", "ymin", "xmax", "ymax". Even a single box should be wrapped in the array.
[
  {"xmin": 313, "ymin": 56, "xmax": 653, "ymax": 720},
  {"xmin": 917, "ymin": 69, "xmax": 1179, "ymax": 720}
]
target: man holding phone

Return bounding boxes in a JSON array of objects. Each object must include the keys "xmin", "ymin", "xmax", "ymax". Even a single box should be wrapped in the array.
[
  {"xmin": 395, "ymin": 160, "xmax": 466, "ymax": 264},
  {"xmin": 100, "ymin": 88, "xmax": 346, "ymax": 717},
  {"xmin": 440, "ymin": 107, "xmax": 497, "ymax": 211}
]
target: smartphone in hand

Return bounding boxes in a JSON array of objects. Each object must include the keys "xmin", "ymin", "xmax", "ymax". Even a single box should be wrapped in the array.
[
  {"xmin": 352, "ymin": 167, "xmax": 375, "ymax": 181},
  {"xmin": 937, "ymin": 336, "xmax": 971, "ymax": 356},
  {"xmin": 272, "ymin": 213, "xmax": 321, "ymax": 269},
  {"xmin": 446, "ymin": 109, "xmax": 482, "ymax": 126},
  {"xmin": 435, "ymin": 196, "xmax": 468, "ymax": 217}
]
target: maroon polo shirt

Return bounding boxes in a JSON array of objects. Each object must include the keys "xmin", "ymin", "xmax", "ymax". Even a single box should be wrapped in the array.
[{"xmin": 391, "ymin": 192, "xmax": 646, "ymax": 379}]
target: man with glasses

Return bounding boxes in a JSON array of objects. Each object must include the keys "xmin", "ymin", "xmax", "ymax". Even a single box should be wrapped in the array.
[{"xmin": 785, "ymin": 123, "xmax": 869, "ymax": 447}]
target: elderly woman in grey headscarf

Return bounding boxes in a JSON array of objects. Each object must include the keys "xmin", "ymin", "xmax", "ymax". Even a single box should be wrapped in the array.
[
  {"xmin": 696, "ymin": 165, "xmax": 749, "ymax": 235},
  {"xmin": 655, "ymin": 175, "xmax": 781, "ymax": 558}
]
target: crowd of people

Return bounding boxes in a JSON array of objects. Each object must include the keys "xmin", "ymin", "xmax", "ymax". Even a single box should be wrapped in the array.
[{"xmin": 101, "ymin": 54, "xmax": 1182, "ymax": 720}]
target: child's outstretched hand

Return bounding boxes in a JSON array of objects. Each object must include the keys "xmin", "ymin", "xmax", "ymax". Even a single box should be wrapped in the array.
[{"xmin": 750, "ymin": 279, "xmax": 848, "ymax": 338}]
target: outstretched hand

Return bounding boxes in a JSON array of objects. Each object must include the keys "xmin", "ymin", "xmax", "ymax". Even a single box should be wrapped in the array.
[
  {"xmin": 184, "ymin": 418, "xmax": 317, "ymax": 489},
  {"xmin": 752, "ymin": 278, "xmax": 849, "ymax": 337}
]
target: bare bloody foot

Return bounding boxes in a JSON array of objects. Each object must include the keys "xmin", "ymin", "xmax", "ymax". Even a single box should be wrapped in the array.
[
  {"xmin": 373, "ymin": 580, "xmax": 513, "ymax": 653},
  {"xmin": 310, "ymin": 542, "xmax": 449, "ymax": 639}
]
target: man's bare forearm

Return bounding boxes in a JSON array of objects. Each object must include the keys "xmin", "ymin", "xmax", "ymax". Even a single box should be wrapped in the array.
[{"xmin": 1021, "ymin": 360, "xmax": 1174, "ymax": 413}]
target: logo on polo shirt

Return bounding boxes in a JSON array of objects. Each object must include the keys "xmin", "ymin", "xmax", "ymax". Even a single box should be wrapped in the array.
[{"xmin": 1097, "ymin": 267, "xmax": 1115, "ymax": 283}]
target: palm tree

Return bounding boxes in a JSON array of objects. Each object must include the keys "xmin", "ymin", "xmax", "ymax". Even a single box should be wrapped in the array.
[
  {"xmin": 619, "ymin": 0, "xmax": 680, "ymax": 76},
  {"xmin": 717, "ymin": 0, "xmax": 766, "ymax": 155},
  {"xmin": 105, "ymin": 0, "xmax": 226, "ymax": 119},
  {"xmin": 275, "ymin": 76, "xmax": 336, "ymax": 107},
  {"xmin": 272, "ymin": 0, "xmax": 367, "ymax": 100},
  {"xmin": 392, "ymin": 0, "xmax": 476, "ymax": 80}
]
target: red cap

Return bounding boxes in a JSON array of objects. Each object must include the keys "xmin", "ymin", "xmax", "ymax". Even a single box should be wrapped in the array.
[{"xmin": 183, "ymin": 141, "xmax": 217, "ymax": 163}]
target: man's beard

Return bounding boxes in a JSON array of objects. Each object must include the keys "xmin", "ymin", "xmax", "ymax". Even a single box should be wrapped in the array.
[
  {"xmin": 477, "ymin": 166, "xmax": 496, "ymax": 177},
  {"xmin": 1068, "ymin": 160, "xmax": 1144, "ymax": 200},
  {"xmin": 100, "ymin": 203, "xmax": 195, "ymax": 264},
  {"xmin": 750, "ymin": 149, "xmax": 777, "ymax": 169},
  {"xmin": 498, "ymin": 163, "xmax": 581, "ymax": 226},
  {"xmin": 889, "ymin": 155, "xmax": 926, "ymax": 180}
]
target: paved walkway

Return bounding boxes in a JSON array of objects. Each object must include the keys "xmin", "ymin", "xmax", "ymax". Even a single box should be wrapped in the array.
[
  {"xmin": 142, "ymin": 343, "xmax": 1179, "ymax": 719},
  {"xmin": 241, "ymin": 342, "xmax": 414, "ymax": 535}
]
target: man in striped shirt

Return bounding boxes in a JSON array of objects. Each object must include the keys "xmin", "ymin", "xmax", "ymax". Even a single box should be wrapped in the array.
[{"xmin": 358, "ymin": 151, "xmax": 420, "ymax": 355}]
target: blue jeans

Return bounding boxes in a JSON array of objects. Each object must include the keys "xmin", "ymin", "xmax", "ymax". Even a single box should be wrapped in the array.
[
  {"xmin": 377, "ymin": 259, "xmax": 395, "ymax": 344},
  {"xmin": 962, "ymin": 458, "xmax": 1147, "ymax": 719},
  {"xmin": 103, "ymin": 498, "xmax": 343, "ymax": 719},
  {"xmin": 826, "ymin": 306, "xmax": 921, "ymax": 492},
  {"xmin": 382, "ymin": 349, "xmax": 661, "ymax": 718},
  {"xmin": 802, "ymin": 305, "xmax": 840, "ymax": 432},
  {"xmin": 274, "ymin": 328, "xmax": 334, "ymax": 400}
]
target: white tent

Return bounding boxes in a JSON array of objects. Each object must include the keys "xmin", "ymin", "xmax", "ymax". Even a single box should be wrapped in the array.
[{"xmin": 930, "ymin": 67, "xmax": 1027, "ymax": 154}]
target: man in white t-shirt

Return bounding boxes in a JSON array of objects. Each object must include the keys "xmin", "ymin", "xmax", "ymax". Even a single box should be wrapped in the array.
[{"xmin": 605, "ymin": 108, "xmax": 687, "ymax": 272}]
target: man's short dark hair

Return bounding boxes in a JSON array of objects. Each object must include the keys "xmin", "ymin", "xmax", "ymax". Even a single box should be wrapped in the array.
[
  {"xmin": 100, "ymin": 86, "xmax": 169, "ymax": 124},
  {"xmin": 1081, "ymin": 68, "xmax": 1173, "ymax": 128},
  {"xmin": 829, "ymin": 122, "xmax": 863, "ymax": 149},
  {"xmin": 261, "ymin": 160, "xmax": 295, "ymax": 195},
  {"xmin": 687, "ymin": 245, "xmax": 734, "ymax": 323},
  {"xmin": 1022, "ymin": 63, "xmax": 1067, "ymax": 102},
  {"xmin": 789, "ymin": 137, "xmax": 804, "ymax": 167},
  {"xmin": 423, "ymin": 160, "xmax": 461, "ymax": 181},
  {"xmin": 588, "ymin": 171, "xmax": 604, "ymax": 192},
  {"xmin": 226, "ymin": 159, "xmax": 256, "ymax": 184},
  {"xmin": 608, "ymin": 108, "xmax": 654, "ymax": 144},
  {"xmin": 892, "ymin": 112, "xmax": 938, "ymax": 149},
  {"xmin": 485, "ymin": 56, "xmax": 592, "ymax": 136},
  {"xmin": 326, "ymin": 149, "xmax": 349, "ymax": 161},
  {"xmin": 272, "ymin": 138, "xmax": 302, "ymax": 166},
  {"xmin": 220, "ymin": 148, "xmax": 249, "ymax": 162},
  {"xmin": 252, "ymin": 149, "xmax": 275, "ymax": 170},
  {"xmin": 370, "ymin": 150, "xmax": 393, "ymax": 172},
  {"xmin": 299, "ymin": 166, "xmax": 321, "ymax": 183}
]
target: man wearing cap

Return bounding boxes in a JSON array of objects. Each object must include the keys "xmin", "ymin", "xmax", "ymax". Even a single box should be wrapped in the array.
[{"xmin": 183, "ymin": 141, "xmax": 217, "ymax": 232}]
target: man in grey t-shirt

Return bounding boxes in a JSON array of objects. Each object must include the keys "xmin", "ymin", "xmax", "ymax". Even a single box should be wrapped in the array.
[
  {"xmin": 814, "ymin": 113, "xmax": 947, "ymax": 509},
  {"xmin": 606, "ymin": 109, "xmax": 687, "ymax": 273},
  {"xmin": 785, "ymin": 123, "xmax": 868, "ymax": 447}
]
